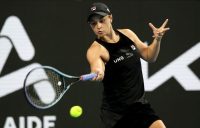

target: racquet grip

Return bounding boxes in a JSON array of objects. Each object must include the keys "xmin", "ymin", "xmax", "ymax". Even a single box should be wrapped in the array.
[{"xmin": 81, "ymin": 73, "xmax": 97, "ymax": 81}]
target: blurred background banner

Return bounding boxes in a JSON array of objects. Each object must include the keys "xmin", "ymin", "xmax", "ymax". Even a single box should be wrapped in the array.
[{"xmin": 0, "ymin": 0, "xmax": 199, "ymax": 128}]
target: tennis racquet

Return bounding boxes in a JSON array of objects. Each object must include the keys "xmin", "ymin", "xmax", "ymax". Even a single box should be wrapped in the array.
[{"xmin": 23, "ymin": 66, "xmax": 97, "ymax": 109}]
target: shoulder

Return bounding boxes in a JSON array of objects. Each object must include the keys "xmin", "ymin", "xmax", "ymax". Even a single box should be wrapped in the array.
[
  {"xmin": 117, "ymin": 29, "xmax": 135, "ymax": 36},
  {"xmin": 87, "ymin": 40, "xmax": 109, "ymax": 62},
  {"xmin": 87, "ymin": 41, "xmax": 108, "ymax": 55},
  {"xmin": 87, "ymin": 41, "xmax": 102, "ymax": 51},
  {"xmin": 117, "ymin": 29, "xmax": 139, "ymax": 42}
]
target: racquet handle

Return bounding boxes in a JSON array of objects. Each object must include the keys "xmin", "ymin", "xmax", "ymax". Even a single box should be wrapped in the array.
[{"xmin": 81, "ymin": 73, "xmax": 97, "ymax": 81}]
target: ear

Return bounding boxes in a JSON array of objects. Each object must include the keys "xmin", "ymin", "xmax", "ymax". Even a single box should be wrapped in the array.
[{"xmin": 109, "ymin": 15, "xmax": 113, "ymax": 23}]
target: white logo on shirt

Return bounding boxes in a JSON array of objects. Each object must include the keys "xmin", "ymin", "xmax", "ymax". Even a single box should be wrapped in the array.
[
  {"xmin": 113, "ymin": 56, "xmax": 124, "ymax": 63},
  {"xmin": 131, "ymin": 45, "xmax": 136, "ymax": 50}
]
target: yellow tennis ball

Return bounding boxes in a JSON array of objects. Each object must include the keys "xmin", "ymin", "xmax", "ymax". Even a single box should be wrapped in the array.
[{"xmin": 69, "ymin": 105, "xmax": 83, "ymax": 118}]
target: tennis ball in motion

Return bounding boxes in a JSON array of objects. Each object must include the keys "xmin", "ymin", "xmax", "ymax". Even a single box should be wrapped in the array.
[{"xmin": 69, "ymin": 105, "xmax": 83, "ymax": 118}]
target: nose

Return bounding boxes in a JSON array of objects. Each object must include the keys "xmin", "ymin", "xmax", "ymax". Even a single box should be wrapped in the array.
[{"xmin": 96, "ymin": 22, "xmax": 102, "ymax": 29}]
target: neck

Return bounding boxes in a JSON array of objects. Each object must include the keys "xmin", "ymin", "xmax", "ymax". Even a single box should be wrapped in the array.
[{"xmin": 100, "ymin": 29, "xmax": 119, "ymax": 43}]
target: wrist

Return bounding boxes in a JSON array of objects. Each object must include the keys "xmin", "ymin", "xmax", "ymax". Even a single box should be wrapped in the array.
[{"xmin": 154, "ymin": 35, "xmax": 162, "ymax": 41}]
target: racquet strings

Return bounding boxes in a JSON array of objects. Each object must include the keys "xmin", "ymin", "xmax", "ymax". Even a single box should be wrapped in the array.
[{"xmin": 24, "ymin": 68, "xmax": 71, "ymax": 108}]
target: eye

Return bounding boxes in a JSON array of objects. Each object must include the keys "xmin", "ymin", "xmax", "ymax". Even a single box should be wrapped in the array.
[
  {"xmin": 90, "ymin": 21, "xmax": 97, "ymax": 26},
  {"xmin": 99, "ymin": 18, "xmax": 106, "ymax": 23}
]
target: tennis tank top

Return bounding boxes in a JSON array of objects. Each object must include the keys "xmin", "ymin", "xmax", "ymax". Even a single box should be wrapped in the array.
[{"xmin": 96, "ymin": 30, "xmax": 146, "ymax": 113}]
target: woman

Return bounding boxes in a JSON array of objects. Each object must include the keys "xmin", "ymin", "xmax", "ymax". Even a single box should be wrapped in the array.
[{"xmin": 86, "ymin": 2, "xmax": 170, "ymax": 128}]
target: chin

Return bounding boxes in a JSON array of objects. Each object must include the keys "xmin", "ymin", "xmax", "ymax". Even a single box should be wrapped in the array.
[{"xmin": 97, "ymin": 33, "xmax": 105, "ymax": 37}]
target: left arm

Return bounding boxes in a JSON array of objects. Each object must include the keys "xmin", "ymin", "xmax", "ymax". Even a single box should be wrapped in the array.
[
  {"xmin": 146, "ymin": 33, "xmax": 162, "ymax": 62},
  {"xmin": 119, "ymin": 19, "xmax": 170, "ymax": 62},
  {"xmin": 147, "ymin": 19, "xmax": 170, "ymax": 62}
]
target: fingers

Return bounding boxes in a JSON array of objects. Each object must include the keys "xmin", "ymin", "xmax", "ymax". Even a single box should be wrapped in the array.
[
  {"xmin": 160, "ymin": 27, "xmax": 170, "ymax": 34},
  {"xmin": 161, "ymin": 19, "xmax": 169, "ymax": 28},
  {"xmin": 92, "ymin": 72, "xmax": 104, "ymax": 81},
  {"xmin": 149, "ymin": 23, "xmax": 157, "ymax": 30},
  {"xmin": 149, "ymin": 19, "xmax": 169, "ymax": 30},
  {"xmin": 164, "ymin": 27, "xmax": 170, "ymax": 31},
  {"xmin": 149, "ymin": 19, "xmax": 170, "ymax": 37}
]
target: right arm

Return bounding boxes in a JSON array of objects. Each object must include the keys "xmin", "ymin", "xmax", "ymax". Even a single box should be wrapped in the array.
[{"xmin": 86, "ymin": 41, "xmax": 109, "ymax": 81}]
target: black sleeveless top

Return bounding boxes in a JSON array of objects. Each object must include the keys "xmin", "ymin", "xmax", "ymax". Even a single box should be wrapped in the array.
[{"xmin": 96, "ymin": 30, "xmax": 145, "ymax": 113}]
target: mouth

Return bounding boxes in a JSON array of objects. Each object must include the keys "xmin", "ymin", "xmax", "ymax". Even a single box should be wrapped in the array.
[{"xmin": 97, "ymin": 31, "xmax": 103, "ymax": 34}]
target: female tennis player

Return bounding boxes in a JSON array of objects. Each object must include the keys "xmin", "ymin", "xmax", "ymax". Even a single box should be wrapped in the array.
[{"xmin": 86, "ymin": 2, "xmax": 169, "ymax": 128}]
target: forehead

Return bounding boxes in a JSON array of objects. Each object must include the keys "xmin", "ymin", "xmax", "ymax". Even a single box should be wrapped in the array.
[{"xmin": 89, "ymin": 14, "xmax": 105, "ymax": 22}]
